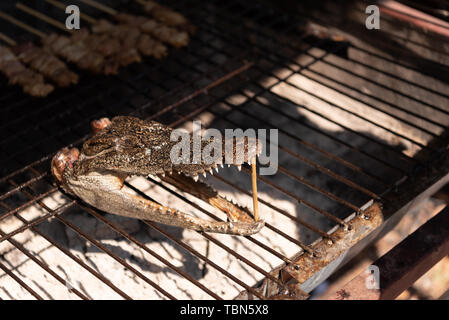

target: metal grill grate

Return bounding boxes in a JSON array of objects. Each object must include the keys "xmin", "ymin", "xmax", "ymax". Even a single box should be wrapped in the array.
[{"xmin": 0, "ymin": 0, "xmax": 449, "ymax": 299}]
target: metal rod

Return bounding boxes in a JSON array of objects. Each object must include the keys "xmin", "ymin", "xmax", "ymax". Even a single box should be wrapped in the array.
[
  {"xmin": 163, "ymin": 59, "xmax": 391, "ymax": 187},
  {"xmin": 0, "ymin": 43, "xmax": 242, "ymax": 148},
  {"xmin": 143, "ymin": 220, "xmax": 267, "ymax": 299},
  {"xmin": 214, "ymin": 2, "xmax": 449, "ymax": 118},
  {"xmin": 4, "ymin": 176, "xmax": 176, "ymax": 300},
  {"xmin": 0, "ymin": 222, "xmax": 89, "ymax": 299},
  {"xmin": 205, "ymin": 101, "xmax": 382, "ymax": 199},
  {"xmin": 190, "ymin": 105, "xmax": 365, "ymax": 211},
  {"xmin": 176, "ymin": 14, "xmax": 412, "ymax": 175},
  {"xmin": 13, "ymin": 154, "xmax": 280, "ymax": 300},
  {"xmin": 1, "ymin": 61, "xmax": 252, "ymax": 165},
  {"xmin": 84, "ymin": 206, "xmax": 224, "ymax": 300},
  {"xmin": 0, "ymin": 188, "xmax": 132, "ymax": 300},
  {"xmin": 0, "ymin": 201, "xmax": 75, "ymax": 243},
  {"xmin": 379, "ymin": 0, "xmax": 449, "ymax": 37},
  {"xmin": 294, "ymin": 1, "xmax": 449, "ymax": 80},
  {"xmin": 138, "ymin": 176, "xmax": 311, "ymax": 259},
  {"xmin": 141, "ymin": 60, "xmax": 379, "ymax": 212},
  {"xmin": 0, "ymin": 187, "xmax": 57, "ymax": 223},
  {"xmin": 349, "ymin": 43, "xmax": 449, "ymax": 101},
  {"xmin": 0, "ymin": 172, "xmax": 48, "ymax": 201},
  {"xmin": 255, "ymin": 170, "xmax": 347, "ymax": 226},
  {"xmin": 211, "ymin": 174, "xmax": 334, "ymax": 240},
  {"xmin": 6, "ymin": 158, "xmax": 265, "ymax": 299},
  {"xmin": 56, "ymin": 213, "xmax": 177, "ymax": 299},
  {"xmin": 149, "ymin": 62, "xmax": 254, "ymax": 124},
  {"xmin": 297, "ymin": 52, "xmax": 449, "ymax": 126},
  {"xmin": 0, "ymin": 260, "xmax": 43, "ymax": 300},
  {"xmin": 0, "ymin": 154, "xmax": 53, "ymax": 183},
  {"xmin": 195, "ymin": 4, "xmax": 434, "ymax": 155}
]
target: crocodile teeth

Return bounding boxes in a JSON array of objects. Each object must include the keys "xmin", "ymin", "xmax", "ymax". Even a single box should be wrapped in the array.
[
  {"xmin": 203, "ymin": 172, "xmax": 207, "ymax": 178},
  {"xmin": 220, "ymin": 164, "xmax": 224, "ymax": 168},
  {"xmin": 161, "ymin": 173, "xmax": 165, "ymax": 177},
  {"xmin": 237, "ymin": 165, "xmax": 242, "ymax": 171},
  {"xmin": 227, "ymin": 164, "xmax": 230, "ymax": 168},
  {"xmin": 209, "ymin": 169, "xmax": 214, "ymax": 175},
  {"xmin": 214, "ymin": 166, "xmax": 219, "ymax": 173},
  {"xmin": 193, "ymin": 175, "xmax": 199, "ymax": 182}
]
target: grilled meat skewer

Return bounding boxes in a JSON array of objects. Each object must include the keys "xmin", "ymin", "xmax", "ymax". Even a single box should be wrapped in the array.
[
  {"xmin": 42, "ymin": 31, "xmax": 106, "ymax": 74},
  {"xmin": 64, "ymin": 27, "xmax": 146, "ymax": 74},
  {"xmin": 70, "ymin": 28, "xmax": 124, "ymax": 75},
  {"xmin": 0, "ymin": 46, "xmax": 54, "ymax": 97},
  {"xmin": 92, "ymin": 19, "xmax": 167, "ymax": 59},
  {"xmin": 12, "ymin": 42, "xmax": 78, "ymax": 87},
  {"xmin": 42, "ymin": 28, "xmax": 133, "ymax": 75},
  {"xmin": 141, "ymin": 0, "xmax": 196, "ymax": 35},
  {"xmin": 113, "ymin": 13, "xmax": 190, "ymax": 48}
]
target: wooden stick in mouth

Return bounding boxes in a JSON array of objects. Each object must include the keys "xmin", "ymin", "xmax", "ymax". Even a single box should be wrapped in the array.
[{"xmin": 251, "ymin": 157, "xmax": 259, "ymax": 221}]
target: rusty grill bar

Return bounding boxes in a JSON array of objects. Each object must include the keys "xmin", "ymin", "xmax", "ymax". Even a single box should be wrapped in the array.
[{"xmin": 0, "ymin": 0, "xmax": 448, "ymax": 299}]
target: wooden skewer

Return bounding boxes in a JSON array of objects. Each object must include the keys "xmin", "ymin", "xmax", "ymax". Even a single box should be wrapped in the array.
[
  {"xmin": 251, "ymin": 158, "xmax": 259, "ymax": 221},
  {"xmin": 135, "ymin": 0, "xmax": 147, "ymax": 6},
  {"xmin": 45, "ymin": 0, "xmax": 97, "ymax": 25},
  {"xmin": 0, "ymin": 32, "xmax": 17, "ymax": 46},
  {"xmin": 16, "ymin": 2, "xmax": 73, "ymax": 34},
  {"xmin": 78, "ymin": 0, "xmax": 117, "ymax": 16},
  {"xmin": 0, "ymin": 10, "xmax": 46, "ymax": 38}
]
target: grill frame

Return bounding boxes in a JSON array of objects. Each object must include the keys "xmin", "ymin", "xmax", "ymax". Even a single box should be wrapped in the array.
[{"xmin": 0, "ymin": 0, "xmax": 448, "ymax": 300}]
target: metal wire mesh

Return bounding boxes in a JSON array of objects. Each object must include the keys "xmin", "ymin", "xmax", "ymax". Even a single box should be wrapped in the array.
[{"xmin": 0, "ymin": 0, "xmax": 448, "ymax": 299}]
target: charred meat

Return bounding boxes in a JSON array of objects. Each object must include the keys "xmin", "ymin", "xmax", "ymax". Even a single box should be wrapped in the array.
[
  {"xmin": 93, "ymin": 19, "xmax": 167, "ymax": 59},
  {"xmin": 141, "ymin": 0, "xmax": 196, "ymax": 35},
  {"xmin": 13, "ymin": 42, "xmax": 78, "ymax": 87},
  {"xmin": 0, "ymin": 46, "xmax": 54, "ymax": 97},
  {"xmin": 114, "ymin": 13, "xmax": 190, "ymax": 48},
  {"xmin": 42, "ymin": 31, "xmax": 106, "ymax": 74}
]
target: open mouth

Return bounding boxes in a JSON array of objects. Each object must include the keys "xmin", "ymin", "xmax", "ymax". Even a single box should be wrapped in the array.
[{"xmin": 51, "ymin": 116, "xmax": 264, "ymax": 236}]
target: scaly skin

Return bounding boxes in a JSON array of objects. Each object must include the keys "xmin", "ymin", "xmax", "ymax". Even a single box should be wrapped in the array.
[{"xmin": 51, "ymin": 116, "xmax": 264, "ymax": 236}]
